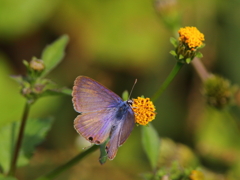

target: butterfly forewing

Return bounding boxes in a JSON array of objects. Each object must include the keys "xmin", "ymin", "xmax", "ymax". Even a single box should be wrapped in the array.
[{"xmin": 72, "ymin": 76, "xmax": 122, "ymax": 113}]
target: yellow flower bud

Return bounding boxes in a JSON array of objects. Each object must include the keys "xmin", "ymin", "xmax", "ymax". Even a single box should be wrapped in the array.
[{"xmin": 29, "ymin": 59, "xmax": 45, "ymax": 72}]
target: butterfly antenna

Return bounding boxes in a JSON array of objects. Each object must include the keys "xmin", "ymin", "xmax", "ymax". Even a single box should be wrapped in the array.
[{"xmin": 129, "ymin": 79, "xmax": 137, "ymax": 99}]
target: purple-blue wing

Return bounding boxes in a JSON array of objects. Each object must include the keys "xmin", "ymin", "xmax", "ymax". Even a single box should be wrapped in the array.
[
  {"xmin": 106, "ymin": 108, "xmax": 135, "ymax": 160},
  {"xmin": 72, "ymin": 76, "xmax": 121, "ymax": 113},
  {"xmin": 74, "ymin": 108, "xmax": 117, "ymax": 145}
]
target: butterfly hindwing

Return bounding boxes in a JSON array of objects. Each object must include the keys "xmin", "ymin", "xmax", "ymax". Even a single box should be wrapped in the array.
[
  {"xmin": 119, "ymin": 107, "xmax": 135, "ymax": 145},
  {"xmin": 106, "ymin": 105, "xmax": 135, "ymax": 160},
  {"xmin": 74, "ymin": 109, "xmax": 117, "ymax": 144}
]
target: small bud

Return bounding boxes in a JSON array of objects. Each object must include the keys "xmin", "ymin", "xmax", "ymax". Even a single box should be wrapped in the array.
[
  {"xmin": 22, "ymin": 87, "xmax": 32, "ymax": 96},
  {"xmin": 203, "ymin": 75, "xmax": 237, "ymax": 109},
  {"xmin": 33, "ymin": 84, "xmax": 45, "ymax": 94},
  {"xmin": 29, "ymin": 59, "xmax": 45, "ymax": 72}
]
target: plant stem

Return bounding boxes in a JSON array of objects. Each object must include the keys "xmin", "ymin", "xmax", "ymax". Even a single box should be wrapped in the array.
[
  {"xmin": 191, "ymin": 57, "xmax": 210, "ymax": 81},
  {"xmin": 151, "ymin": 62, "xmax": 184, "ymax": 102},
  {"xmin": 36, "ymin": 145, "xmax": 99, "ymax": 180},
  {"xmin": 8, "ymin": 101, "xmax": 31, "ymax": 176}
]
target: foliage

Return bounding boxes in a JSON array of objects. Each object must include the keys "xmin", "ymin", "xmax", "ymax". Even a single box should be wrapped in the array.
[
  {"xmin": 141, "ymin": 124, "xmax": 160, "ymax": 170},
  {"xmin": 0, "ymin": 118, "xmax": 54, "ymax": 173},
  {"xmin": 0, "ymin": 35, "xmax": 70, "ymax": 179},
  {"xmin": 1, "ymin": 1, "xmax": 240, "ymax": 180}
]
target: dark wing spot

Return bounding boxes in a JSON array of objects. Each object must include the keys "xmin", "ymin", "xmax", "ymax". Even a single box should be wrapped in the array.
[{"xmin": 96, "ymin": 140, "xmax": 100, "ymax": 144}]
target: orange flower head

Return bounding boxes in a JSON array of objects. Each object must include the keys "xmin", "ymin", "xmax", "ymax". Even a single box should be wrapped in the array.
[
  {"xmin": 132, "ymin": 97, "xmax": 156, "ymax": 126},
  {"xmin": 178, "ymin": 26, "xmax": 205, "ymax": 50}
]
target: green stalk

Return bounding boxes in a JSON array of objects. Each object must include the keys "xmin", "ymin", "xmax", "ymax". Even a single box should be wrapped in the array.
[
  {"xmin": 151, "ymin": 62, "xmax": 184, "ymax": 102},
  {"xmin": 8, "ymin": 101, "xmax": 31, "ymax": 176},
  {"xmin": 36, "ymin": 145, "xmax": 99, "ymax": 180}
]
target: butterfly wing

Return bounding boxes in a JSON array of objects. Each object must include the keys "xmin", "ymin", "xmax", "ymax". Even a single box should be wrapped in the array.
[
  {"xmin": 74, "ymin": 109, "xmax": 117, "ymax": 144},
  {"xmin": 72, "ymin": 76, "xmax": 123, "ymax": 145},
  {"xmin": 72, "ymin": 76, "xmax": 122, "ymax": 113},
  {"xmin": 106, "ymin": 106, "xmax": 135, "ymax": 160}
]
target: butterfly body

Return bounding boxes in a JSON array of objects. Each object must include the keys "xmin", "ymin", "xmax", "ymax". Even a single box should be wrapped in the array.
[
  {"xmin": 114, "ymin": 101, "xmax": 131, "ymax": 120},
  {"xmin": 72, "ymin": 76, "xmax": 135, "ymax": 160}
]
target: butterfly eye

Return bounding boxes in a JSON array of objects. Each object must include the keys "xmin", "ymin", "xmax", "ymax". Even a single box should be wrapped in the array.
[
  {"xmin": 127, "ymin": 100, "xmax": 133, "ymax": 106},
  {"xmin": 88, "ymin": 137, "xmax": 93, "ymax": 141}
]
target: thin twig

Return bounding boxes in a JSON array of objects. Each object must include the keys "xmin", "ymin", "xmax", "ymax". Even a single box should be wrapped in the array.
[{"xmin": 8, "ymin": 101, "xmax": 30, "ymax": 176}]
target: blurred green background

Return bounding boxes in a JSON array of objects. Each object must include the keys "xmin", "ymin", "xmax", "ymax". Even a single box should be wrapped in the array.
[{"xmin": 1, "ymin": 0, "xmax": 240, "ymax": 179}]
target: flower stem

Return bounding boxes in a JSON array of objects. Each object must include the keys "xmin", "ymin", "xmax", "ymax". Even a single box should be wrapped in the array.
[
  {"xmin": 35, "ymin": 145, "xmax": 99, "ymax": 180},
  {"xmin": 191, "ymin": 57, "xmax": 210, "ymax": 81},
  {"xmin": 8, "ymin": 101, "xmax": 31, "ymax": 176},
  {"xmin": 151, "ymin": 62, "xmax": 184, "ymax": 102}
]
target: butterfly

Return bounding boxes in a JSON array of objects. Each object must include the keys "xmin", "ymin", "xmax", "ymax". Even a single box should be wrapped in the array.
[{"xmin": 72, "ymin": 76, "xmax": 135, "ymax": 160}]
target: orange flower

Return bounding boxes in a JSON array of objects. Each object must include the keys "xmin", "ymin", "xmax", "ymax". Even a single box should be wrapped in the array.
[
  {"xmin": 178, "ymin": 26, "xmax": 204, "ymax": 50},
  {"xmin": 132, "ymin": 97, "xmax": 156, "ymax": 125}
]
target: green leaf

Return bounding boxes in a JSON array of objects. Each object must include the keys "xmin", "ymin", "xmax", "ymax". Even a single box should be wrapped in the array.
[
  {"xmin": 195, "ymin": 52, "xmax": 203, "ymax": 58},
  {"xmin": 141, "ymin": 124, "xmax": 160, "ymax": 170},
  {"xmin": 186, "ymin": 58, "xmax": 191, "ymax": 64},
  {"xmin": 122, "ymin": 90, "xmax": 129, "ymax": 101},
  {"xmin": 22, "ymin": 60, "xmax": 29, "ymax": 68},
  {"xmin": 99, "ymin": 140, "xmax": 108, "ymax": 165},
  {"xmin": 40, "ymin": 88, "xmax": 72, "ymax": 97},
  {"xmin": 0, "ymin": 118, "xmax": 54, "ymax": 173},
  {"xmin": 40, "ymin": 35, "xmax": 69, "ymax": 77},
  {"xmin": 179, "ymin": 54, "xmax": 184, "ymax": 60},
  {"xmin": 22, "ymin": 117, "xmax": 54, "ymax": 158},
  {"xmin": 169, "ymin": 50, "xmax": 177, "ymax": 57},
  {"xmin": 60, "ymin": 88, "xmax": 72, "ymax": 96},
  {"xmin": 0, "ymin": 174, "xmax": 18, "ymax": 180},
  {"xmin": 198, "ymin": 43, "xmax": 206, "ymax": 49},
  {"xmin": 170, "ymin": 37, "xmax": 178, "ymax": 48}
]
